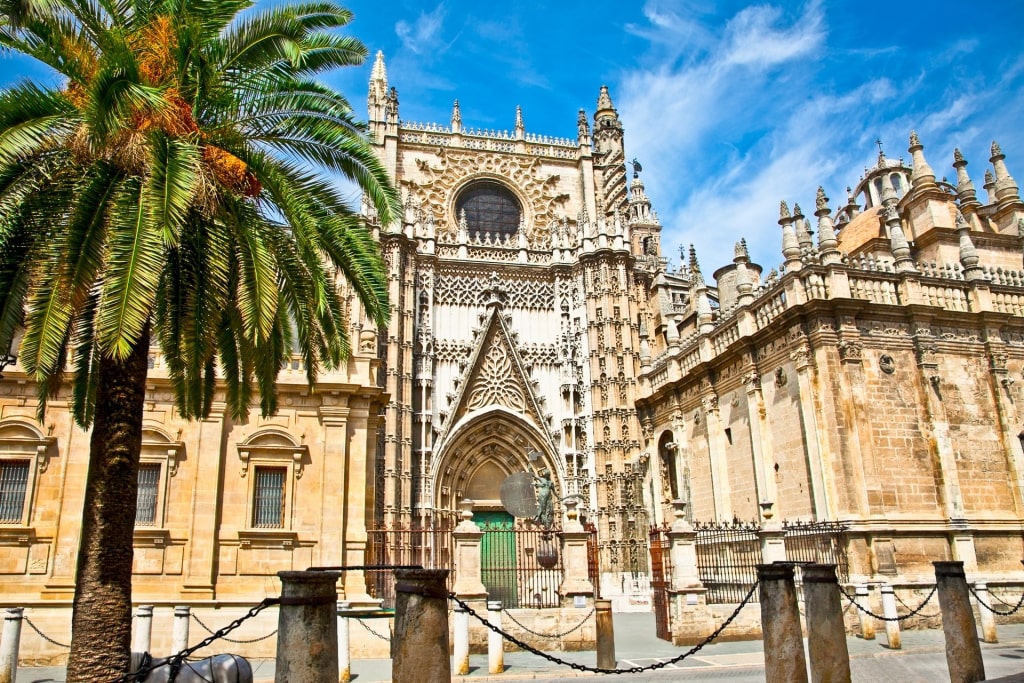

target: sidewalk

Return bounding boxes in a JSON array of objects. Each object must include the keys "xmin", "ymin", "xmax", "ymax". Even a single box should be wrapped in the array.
[{"xmin": 15, "ymin": 614, "xmax": 1024, "ymax": 682}]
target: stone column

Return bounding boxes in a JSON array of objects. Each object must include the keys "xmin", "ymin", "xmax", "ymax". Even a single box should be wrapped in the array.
[
  {"xmin": 337, "ymin": 602, "xmax": 351, "ymax": 683},
  {"xmin": 855, "ymin": 586, "xmax": 875, "ymax": 640},
  {"xmin": 453, "ymin": 607, "xmax": 470, "ymax": 676},
  {"xmin": 880, "ymin": 585, "xmax": 901, "ymax": 649},
  {"xmin": 276, "ymin": 570, "xmax": 341, "ymax": 683},
  {"xmin": 392, "ymin": 569, "xmax": 450, "ymax": 683},
  {"xmin": 974, "ymin": 582, "xmax": 998, "ymax": 643},
  {"xmin": 803, "ymin": 564, "xmax": 851, "ymax": 683},
  {"xmin": 318, "ymin": 406, "xmax": 349, "ymax": 571},
  {"xmin": 487, "ymin": 601, "xmax": 504, "ymax": 675},
  {"xmin": 934, "ymin": 561, "xmax": 985, "ymax": 683},
  {"xmin": 757, "ymin": 563, "xmax": 808, "ymax": 683},
  {"xmin": 340, "ymin": 400, "xmax": 375, "ymax": 605},
  {"xmin": 0, "ymin": 608, "xmax": 23, "ymax": 683},
  {"xmin": 791, "ymin": 344, "xmax": 833, "ymax": 517},
  {"xmin": 183, "ymin": 403, "xmax": 226, "ymax": 598},
  {"xmin": 133, "ymin": 605, "xmax": 153, "ymax": 654},
  {"xmin": 559, "ymin": 498, "xmax": 595, "ymax": 600},
  {"xmin": 172, "ymin": 606, "xmax": 190, "ymax": 654},
  {"xmin": 702, "ymin": 395, "xmax": 732, "ymax": 518},
  {"xmin": 744, "ymin": 369, "xmax": 778, "ymax": 507}
]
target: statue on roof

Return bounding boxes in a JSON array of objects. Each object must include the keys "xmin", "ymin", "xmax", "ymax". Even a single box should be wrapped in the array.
[{"xmin": 631, "ymin": 158, "xmax": 643, "ymax": 178}]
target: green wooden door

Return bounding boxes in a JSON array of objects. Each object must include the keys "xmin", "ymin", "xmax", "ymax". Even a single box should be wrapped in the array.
[{"xmin": 475, "ymin": 511, "xmax": 518, "ymax": 608}]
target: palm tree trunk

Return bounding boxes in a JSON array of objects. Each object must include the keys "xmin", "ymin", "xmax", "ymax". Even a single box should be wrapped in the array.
[{"xmin": 66, "ymin": 325, "xmax": 151, "ymax": 681}]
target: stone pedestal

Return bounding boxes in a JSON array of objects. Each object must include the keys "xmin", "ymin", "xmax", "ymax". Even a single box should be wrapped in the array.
[
  {"xmin": 559, "ymin": 498, "xmax": 594, "ymax": 599},
  {"xmin": 803, "ymin": 564, "xmax": 851, "ymax": 683},
  {"xmin": 392, "ymin": 568, "xmax": 451, "ymax": 683},
  {"xmin": 669, "ymin": 589, "xmax": 715, "ymax": 645},
  {"xmin": 452, "ymin": 500, "xmax": 487, "ymax": 598},
  {"xmin": 758, "ymin": 563, "xmax": 808, "ymax": 683},
  {"xmin": 934, "ymin": 561, "xmax": 985, "ymax": 683},
  {"xmin": 276, "ymin": 570, "xmax": 341, "ymax": 683}
]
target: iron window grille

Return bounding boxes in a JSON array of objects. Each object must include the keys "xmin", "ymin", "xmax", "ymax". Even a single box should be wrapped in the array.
[
  {"xmin": 252, "ymin": 466, "xmax": 286, "ymax": 528},
  {"xmin": 0, "ymin": 460, "xmax": 29, "ymax": 524},
  {"xmin": 135, "ymin": 463, "xmax": 161, "ymax": 526}
]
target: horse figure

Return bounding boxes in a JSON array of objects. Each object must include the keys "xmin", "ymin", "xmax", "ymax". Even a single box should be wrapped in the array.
[{"xmin": 127, "ymin": 652, "xmax": 253, "ymax": 683}]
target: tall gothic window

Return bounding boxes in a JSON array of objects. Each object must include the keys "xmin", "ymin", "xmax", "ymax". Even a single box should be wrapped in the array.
[{"xmin": 455, "ymin": 181, "xmax": 521, "ymax": 239}]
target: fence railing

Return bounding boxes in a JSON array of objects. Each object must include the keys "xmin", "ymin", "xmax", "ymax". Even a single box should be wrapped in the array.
[
  {"xmin": 783, "ymin": 519, "xmax": 849, "ymax": 583},
  {"xmin": 366, "ymin": 523, "xmax": 455, "ymax": 608},
  {"xmin": 695, "ymin": 520, "xmax": 763, "ymax": 604}
]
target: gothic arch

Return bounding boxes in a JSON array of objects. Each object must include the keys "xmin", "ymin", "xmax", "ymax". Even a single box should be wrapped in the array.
[{"xmin": 432, "ymin": 407, "xmax": 561, "ymax": 518}]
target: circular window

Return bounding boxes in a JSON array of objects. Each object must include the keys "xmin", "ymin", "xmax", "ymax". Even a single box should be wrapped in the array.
[{"xmin": 455, "ymin": 181, "xmax": 521, "ymax": 239}]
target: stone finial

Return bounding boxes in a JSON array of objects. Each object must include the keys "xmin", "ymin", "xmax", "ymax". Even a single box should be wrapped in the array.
[
  {"xmin": 815, "ymin": 186, "xmax": 828, "ymax": 212},
  {"xmin": 734, "ymin": 238, "xmax": 749, "ymax": 261},
  {"xmin": 514, "ymin": 105, "xmax": 524, "ymax": 137},
  {"xmin": 815, "ymin": 187, "xmax": 839, "ymax": 259},
  {"xmin": 370, "ymin": 50, "xmax": 387, "ymax": 87},
  {"xmin": 450, "ymin": 99, "xmax": 462, "ymax": 133},
  {"xmin": 596, "ymin": 85, "xmax": 615, "ymax": 114},
  {"xmin": 885, "ymin": 206, "xmax": 916, "ymax": 273},
  {"xmin": 989, "ymin": 139, "xmax": 1020, "ymax": 204},
  {"xmin": 992, "ymin": 141, "xmax": 1003, "ymax": 158},
  {"xmin": 954, "ymin": 147, "xmax": 965, "ymax": 163},
  {"xmin": 779, "ymin": 200, "xmax": 792, "ymax": 221},
  {"xmin": 577, "ymin": 109, "xmax": 590, "ymax": 142},
  {"xmin": 794, "ymin": 203, "xmax": 814, "ymax": 251},
  {"xmin": 983, "ymin": 169, "xmax": 997, "ymax": 204},
  {"xmin": 845, "ymin": 186, "xmax": 860, "ymax": 218},
  {"xmin": 952, "ymin": 147, "xmax": 978, "ymax": 206},
  {"xmin": 908, "ymin": 130, "xmax": 936, "ymax": 189},
  {"xmin": 957, "ymin": 210, "xmax": 982, "ymax": 280},
  {"xmin": 880, "ymin": 170, "xmax": 898, "ymax": 206}
]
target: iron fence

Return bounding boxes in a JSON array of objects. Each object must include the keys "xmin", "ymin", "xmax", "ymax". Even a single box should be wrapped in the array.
[
  {"xmin": 695, "ymin": 520, "xmax": 762, "ymax": 604},
  {"xmin": 480, "ymin": 520, "xmax": 564, "ymax": 609},
  {"xmin": 783, "ymin": 519, "xmax": 849, "ymax": 582},
  {"xmin": 648, "ymin": 524, "xmax": 674, "ymax": 641},
  {"xmin": 366, "ymin": 522, "xmax": 455, "ymax": 608}
]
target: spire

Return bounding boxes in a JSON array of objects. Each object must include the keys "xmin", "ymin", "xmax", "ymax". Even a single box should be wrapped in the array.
[
  {"xmin": 815, "ymin": 186, "xmax": 840, "ymax": 262},
  {"xmin": 450, "ymin": 99, "xmax": 462, "ymax": 134},
  {"xmin": 952, "ymin": 148, "xmax": 979, "ymax": 207},
  {"xmin": 514, "ymin": 105, "xmax": 525, "ymax": 140},
  {"xmin": 368, "ymin": 50, "xmax": 389, "ymax": 122},
  {"xmin": 688, "ymin": 246, "xmax": 713, "ymax": 332},
  {"xmin": 956, "ymin": 209, "xmax": 983, "ymax": 280},
  {"xmin": 990, "ymin": 140, "xmax": 1020, "ymax": 205},
  {"xmin": 576, "ymin": 109, "xmax": 591, "ymax": 146},
  {"xmin": 908, "ymin": 130, "xmax": 936, "ymax": 189},
  {"xmin": 779, "ymin": 200, "xmax": 801, "ymax": 272},
  {"xmin": 734, "ymin": 239, "xmax": 755, "ymax": 305},
  {"xmin": 793, "ymin": 203, "xmax": 813, "ymax": 252},
  {"xmin": 688, "ymin": 244, "xmax": 703, "ymax": 286},
  {"xmin": 884, "ymin": 205, "xmax": 916, "ymax": 273},
  {"xmin": 844, "ymin": 186, "xmax": 860, "ymax": 219},
  {"xmin": 984, "ymin": 169, "xmax": 997, "ymax": 204},
  {"xmin": 596, "ymin": 85, "xmax": 615, "ymax": 116}
]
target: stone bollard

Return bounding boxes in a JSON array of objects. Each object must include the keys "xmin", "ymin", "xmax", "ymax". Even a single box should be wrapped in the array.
[
  {"xmin": 595, "ymin": 599, "xmax": 615, "ymax": 669},
  {"xmin": 276, "ymin": 570, "xmax": 341, "ymax": 683},
  {"xmin": 934, "ymin": 561, "xmax": 985, "ymax": 683},
  {"xmin": 337, "ymin": 602, "xmax": 351, "ymax": 683},
  {"xmin": 974, "ymin": 582, "xmax": 998, "ymax": 644},
  {"xmin": 392, "ymin": 568, "xmax": 451, "ymax": 683},
  {"xmin": 880, "ymin": 585, "xmax": 901, "ymax": 649},
  {"xmin": 453, "ymin": 607, "xmax": 470, "ymax": 676},
  {"xmin": 172, "ymin": 606, "xmax": 190, "ymax": 654},
  {"xmin": 757, "ymin": 563, "xmax": 808, "ymax": 683},
  {"xmin": 133, "ymin": 605, "xmax": 154, "ymax": 654},
  {"xmin": 0, "ymin": 608, "xmax": 23, "ymax": 683},
  {"xmin": 487, "ymin": 601, "xmax": 504, "ymax": 675},
  {"xmin": 855, "ymin": 585, "xmax": 875, "ymax": 640},
  {"xmin": 803, "ymin": 564, "xmax": 851, "ymax": 683}
]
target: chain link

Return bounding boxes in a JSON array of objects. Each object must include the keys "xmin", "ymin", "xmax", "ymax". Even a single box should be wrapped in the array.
[
  {"xmin": 353, "ymin": 616, "xmax": 392, "ymax": 642},
  {"xmin": 502, "ymin": 607, "xmax": 595, "ymax": 639},
  {"xmin": 449, "ymin": 582, "xmax": 759, "ymax": 675},
  {"xmin": 892, "ymin": 589, "xmax": 941, "ymax": 618},
  {"xmin": 191, "ymin": 612, "xmax": 277, "ymax": 644},
  {"xmin": 22, "ymin": 615, "xmax": 71, "ymax": 649},
  {"xmin": 838, "ymin": 585, "xmax": 938, "ymax": 622},
  {"xmin": 969, "ymin": 586, "xmax": 1024, "ymax": 617},
  {"xmin": 110, "ymin": 597, "xmax": 279, "ymax": 683}
]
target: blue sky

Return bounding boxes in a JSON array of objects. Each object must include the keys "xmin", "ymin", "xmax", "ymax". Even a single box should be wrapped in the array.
[{"xmin": 3, "ymin": 0, "xmax": 1023, "ymax": 274}]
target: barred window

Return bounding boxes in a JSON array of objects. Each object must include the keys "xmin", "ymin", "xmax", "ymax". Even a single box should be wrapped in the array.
[
  {"xmin": 253, "ymin": 467, "xmax": 286, "ymax": 528},
  {"xmin": 455, "ymin": 181, "xmax": 521, "ymax": 239},
  {"xmin": 136, "ymin": 463, "xmax": 160, "ymax": 526},
  {"xmin": 0, "ymin": 460, "xmax": 29, "ymax": 524}
]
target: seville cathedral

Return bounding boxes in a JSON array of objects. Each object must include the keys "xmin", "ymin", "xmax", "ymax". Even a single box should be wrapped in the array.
[{"xmin": 2, "ymin": 49, "xmax": 1024, "ymax": 626}]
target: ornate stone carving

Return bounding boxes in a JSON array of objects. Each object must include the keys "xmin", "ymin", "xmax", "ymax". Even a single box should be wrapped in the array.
[
  {"xmin": 433, "ymin": 272, "xmax": 554, "ymax": 309},
  {"xmin": 775, "ymin": 367, "xmax": 788, "ymax": 387},
  {"xmin": 789, "ymin": 344, "xmax": 813, "ymax": 369},
  {"xmin": 838, "ymin": 340, "xmax": 863, "ymax": 362},
  {"xmin": 466, "ymin": 340, "xmax": 526, "ymax": 411},
  {"xmin": 879, "ymin": 354, "xmax": 896, "ymax": 374}
]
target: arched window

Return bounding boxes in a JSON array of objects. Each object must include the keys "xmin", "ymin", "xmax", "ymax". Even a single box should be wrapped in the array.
[{"xmin": 455, "ymin": 181, "xmax": 521, "ymax": 239}]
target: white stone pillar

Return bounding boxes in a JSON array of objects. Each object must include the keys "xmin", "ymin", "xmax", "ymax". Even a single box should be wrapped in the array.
[
  {"xmin": 487, "ymin": 601, "xmax": 504, "ymax": 674},
  {"xmin": 974, "ymin": 582, "xmax": 998, "ymax": 644},
  {"xmin": 133, "ymin": 605, "xmax": 154, "ymax": 654},
  {"xmin": 0, "ymin": 608, "xmax": 23, "ymax": 683},
  {"xmin": 855, "ymin": 586, "xmax": 875, "ymax": 640},
  {"xmin": 880, "ymin": 585, "xmax": 901, "ymax": 649},
  {"xmin": 337, "ymin": 602, "xmax": 351, "ymax": 683},
  {"xmin": 452, "ymin": 500, "xmax": 487, "ymax": 598},
  {"xmin": 171, "ymin": 606, "xmax": 190, "ymax": 654},
  {"xmin": 453, "ymin": 607, "xmax": 470, "ymax": 676}
]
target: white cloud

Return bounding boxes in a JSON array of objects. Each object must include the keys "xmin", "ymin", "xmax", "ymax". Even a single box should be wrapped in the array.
[
  {"xmin": 395, "ymin": 4, "xmax": 447, "ymax": 56},
  {"xmin": 719, "ymin": 2, "xmax": 824, "ymax": 68}
]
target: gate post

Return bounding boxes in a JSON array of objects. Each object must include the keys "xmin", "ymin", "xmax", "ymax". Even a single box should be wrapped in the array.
[
  {"xmin": 0, "ymin": 608, "xmax": 23, "ymax": 683},
  {"xmin": 880, "ymin": 584, "xmax": 901, "ymax": 649},
  {"xmin": 854, "ymin": 586, "xmax": 875, "ymax": 640},
  {"xmin": 276, "ymin": 570, "xmax": 341, "ymax": 683},
  {"xmin": 974, "ymin": 582, "xmax": 998, "ymax": 644},
  {"xmin": 452, "ymin": 499, "xmax": 488, "ymax": 661},
  {"xmin": 758, "ymin": 503, "xmax": 787, "ymax": 564},
  {"xmin": 392, "ymin": 568, "xmax": 451, "ymax": 683},
  {"xmin": 757, "ymin": 563, "xmax": 808, "ymax": 683},
  {"xmin": 934, "ymin": 561, "xmax": 985, "ymax": 683},
  {"xmin": 666, "ymin": 500, "xmax": 713, "ymax": 645},
  {"xmin": 133, "ymin": 605, "xmax": 154, "ymax": 654},
  {"xmin": 172, "ymin": 606, "xmax": 190, "ymax": 654},
  {"xmin": 803, "ymin": 564, "xmax": 851, "ymax": 683},
  {"xmin": 559, "ymin": 498, "xmax": 594, "ymax": 601}
]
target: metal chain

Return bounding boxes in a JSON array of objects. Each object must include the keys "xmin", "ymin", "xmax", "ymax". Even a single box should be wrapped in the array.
[
  {"xmin": 988, "ymin": 590, "xmax": 1024, "ymax": 609},
  {"xmin": 449, "ymin": 581, "xmax": 759, "ymax": 675},
  {"xmin": 892, "ymin": 589, "xmax": 941, "ymax": 618},
  {"xmin": 109, "ymin": 597, "xmax": 279, "ymax": 683},
  {"xmin": 969, "ymin": 586, "xmax": 1024, "ymax": 617},
  {"xmin": 22, "ymin": 615, "xmax": 71, "ymax": 649},
  {"xmin": 838, "ymin": 585, "xmax": 938, "ymax": 622},
  {"xmin": 191, "ymin": 612, "xmax": 277, "ymax": 644},
  {"xmin": 353, "ymin": 616, "xmax": 392, "ymax": 642},
  {"xmin": 502, "ymin": 607, "xmax": 596, "ymax": 639}
]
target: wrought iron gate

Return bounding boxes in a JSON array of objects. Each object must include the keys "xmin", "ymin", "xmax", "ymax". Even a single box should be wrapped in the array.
[{"xmin": 648, "ymin": 525, "xmax": 673, "ymax": 641}]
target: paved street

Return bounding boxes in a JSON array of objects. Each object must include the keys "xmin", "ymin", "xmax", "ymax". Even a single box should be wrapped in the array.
[{"xmin": 15, "ymin": 613, "xmax": 1024, "ymax": 682}]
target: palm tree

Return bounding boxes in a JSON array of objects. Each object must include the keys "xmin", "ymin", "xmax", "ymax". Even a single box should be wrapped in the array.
[{"xmin": 0, "ymin": 0, "xmax": 399, "ymax": 677}]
